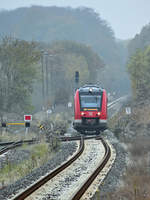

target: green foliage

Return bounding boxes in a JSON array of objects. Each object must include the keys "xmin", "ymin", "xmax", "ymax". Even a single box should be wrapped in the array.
[
  {"xmin": 63, "ymin": 54, "xmax": 89, "ymax": 83},
  {"xmin": 44, "ymin": 40, "xmax": 104, "ymax": 105},
  {"xmin": 128, "ymin": 46, "xmax": 150, "ymax": 101},
  {"xmin": 49, "ymin": 40, "xmax": 103, "ymax": 80},
  {"xmin": 127, "ymin": 24, "xmax": 150, "ymax": 99},
  {"xmin": 0, "ymin": 36, "xmax": 40, "ymax": 113}
]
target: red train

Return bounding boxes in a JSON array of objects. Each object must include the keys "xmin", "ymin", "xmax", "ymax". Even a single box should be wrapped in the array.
[{"xmin": 73, "ymin": 85, "xmax": 107, "ymax": 134}]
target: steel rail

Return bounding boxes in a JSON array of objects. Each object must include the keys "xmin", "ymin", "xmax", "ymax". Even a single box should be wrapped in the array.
[
  {"xmin": 71, "ymin": 137, "xmax": 111, "ymax": 200},
  {"xmin": 0, "ymin": 135, "xmax": 94, "ymax": 156},
  {"xmin": 60, "ymin": 135, "xmax": 97, "ymax": 141},
  {"xmin": 0, "ymin": 139, "xmax": 37, "ymax": 155},
  {"xmin": 0, "ymin": 139, "xmax": 37, "ymax": 146},
  {"xmin": 0, "ymin": 141, "xmax": 14, "ymax": 146},
  {"xmin": 13, "ymin": 136, "xmax": 84, "ymax": 200}
]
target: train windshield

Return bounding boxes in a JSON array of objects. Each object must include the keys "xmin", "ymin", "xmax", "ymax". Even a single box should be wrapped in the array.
[{"xmin": 80, "ymin": 95, "xmax": 101, "ymax": 109}]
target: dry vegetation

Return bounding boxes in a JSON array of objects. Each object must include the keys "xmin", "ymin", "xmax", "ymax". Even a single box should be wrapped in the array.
[
  {"xmin": 107, "ymin": 104, "xmax": 150, "ymax": 200},
  {"xmin": 108, "ymin": 104, "xmax": 150, "ymax": 140},
  {"xmin": 0, "ymin": 142, "xmax": 51, "ymax": 188},
  {"xmin": 0, "ymin": 130, "xmax": 37, "ymax": 142},
  {"xmin": 107, "ymin": 138, "xmax": 150, "ymax": 200},
  {"xmin": 0, "ymin": 109, "xmax": 71, "ymax": 188}
]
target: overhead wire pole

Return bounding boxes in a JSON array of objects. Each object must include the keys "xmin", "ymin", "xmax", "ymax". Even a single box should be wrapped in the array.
[
  {"xmin": 41, "ymin": 51, "xmax": 45, "ymax": 110},
  {"xmin": 75, "ymin": 71, "xmax": 79, "ymax": 91},
  {"xmin": 45, "ymin": 53, "xmax": 49, "ymax": 110},
  {"xmin": 42, "ymin": 52, "xmax": 56, "ymax": 111},
  {"xmin": 41, "ymin": 51, "xmax": 49, "ymax": 110},
  {"xmin": 49, "ymin": 54, "xmax": 55, "ymax": 106},
  {"xmin": 47, "ymin": 54, "xmax": 56, "ymax": 108},
  {"xmin": 47, "ymin": 54, "xmax": 55, "ymax": 108}
]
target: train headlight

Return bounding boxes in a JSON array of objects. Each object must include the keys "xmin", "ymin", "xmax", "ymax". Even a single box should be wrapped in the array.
[
  {"xmin": 97, "ymin": 112, "xmax": 101, "ymax": 116},
  {"xmin": 81, "ymin": 112, "xmax": 85, "ymax": 116}
]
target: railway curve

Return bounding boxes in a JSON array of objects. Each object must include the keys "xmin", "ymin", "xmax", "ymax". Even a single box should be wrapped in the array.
[{"xmin": 12, "ymin": 136, "xmax": 115, "ymax": 200}]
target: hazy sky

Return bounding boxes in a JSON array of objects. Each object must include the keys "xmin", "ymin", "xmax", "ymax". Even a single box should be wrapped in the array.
[{"xmin": 0, "ymin": 0, "xmax": 150, "ymax": 39}]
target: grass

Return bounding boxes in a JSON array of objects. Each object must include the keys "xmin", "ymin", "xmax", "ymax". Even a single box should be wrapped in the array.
[{"xmin": 0, "ymin": 142, "xmax": 51, "ymax": 188}]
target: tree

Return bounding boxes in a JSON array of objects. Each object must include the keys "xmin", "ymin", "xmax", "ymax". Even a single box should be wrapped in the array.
[
  {"xmin": 0, "ymin": 36, "xmax": 40, "ymax": 114},
  {"xmin": 0, "ymin": 6, "xmax": 128, "ymax": 94},
  {"xmin": 43, "ymin": 40, "xmax": 104, "ymax": 105},
  {"xmin": 127, "ymin": 46, "xmax": 150, "ymax": 101}
]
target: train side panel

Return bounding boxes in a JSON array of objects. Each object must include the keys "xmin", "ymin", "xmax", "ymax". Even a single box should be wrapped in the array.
[
  {"xmin": 74, "ymin": 89, "xmax": 81, "ymax": 121},
  {"xmin": 100, "ymin": 89, "xmax": 107, "ymax": 121}
]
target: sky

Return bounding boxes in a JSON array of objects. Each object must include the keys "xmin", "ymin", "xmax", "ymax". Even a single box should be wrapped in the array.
[{"xmin": 0, "ymin": 0, "xmax": 150, "ymax": 40}]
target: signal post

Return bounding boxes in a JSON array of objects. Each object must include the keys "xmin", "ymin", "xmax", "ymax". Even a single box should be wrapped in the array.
[{"xmin": 24, "ymin": 115, "xmax": 32, "ymax": 134}]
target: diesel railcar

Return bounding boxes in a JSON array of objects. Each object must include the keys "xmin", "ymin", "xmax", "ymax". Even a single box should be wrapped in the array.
[{"xmin": 73, "ymin": 85, "xmax": 107, "ymax": 134}]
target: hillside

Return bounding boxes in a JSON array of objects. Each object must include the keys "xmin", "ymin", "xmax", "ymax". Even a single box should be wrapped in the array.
[
  {"xmin": 0, "ymin": 6, "xmax": 117, "ymax": 63},
  {"xmin": 106, "ymin": 21, "xmax": 150, "ymax": 199},
  {"xmin": 0, "ymin": 6, "xmax": 130, "ymax": 94},
  {"xmin": 128, "ymin": 23, "xmax": 150, "ymax": 55}
]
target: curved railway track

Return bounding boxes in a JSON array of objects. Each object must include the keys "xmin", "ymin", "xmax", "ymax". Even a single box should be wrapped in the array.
[
  {"xmin": 0, "ymin": 139, "xmax": 37, "ymax": 155},
  {"xmin": 71, "ymin": 137, "xmax": 111, "ymax": 200},
  {"xmin": 0, "ymin": 97, "xmax": 123, "ymax": 199},
  {"xmin": 13, "ymin": 136, "xmax": 84, "ymax": 200},
  {"xmin": 12, "ymin": 136, "xmax": 112, "ymax": 200}
]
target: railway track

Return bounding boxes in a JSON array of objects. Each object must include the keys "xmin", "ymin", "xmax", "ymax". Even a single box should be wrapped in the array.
[
  {"xmin": 0, "ymin": 136, "xmax": 92, "ymax": 156},
  {"xmin": 12, "ymin": 136, "xmax": 114, "ymax": 200},
  {"xmin": 0, "ymin": 139, "xmax": 37, "ymax": 155},
  {"xmin": 0, "ymin": 96, "xmax": 125, "ymax": 199},
  {"xmin": 12, "ymin": 136, "xmax": 84, "ymax": 200},
  {"xmin": 71, "ymin": 137, "xmax": 111, "ymax": 200},
  {"xmin": 1, "ymin": 97, "xmax": 123, "ymax": 199}
]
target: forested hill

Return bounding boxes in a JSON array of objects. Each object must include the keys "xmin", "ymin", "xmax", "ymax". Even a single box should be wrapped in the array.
[
  {"xmin": 0, "ymin": 6, "xmax": 121, "ymax": 65},
  {"xmin": 128, "ymin": 23, "xmax": 150, "ymax": 55},
  {"xmin": 127, "ymin": 22, "xmax": 150, "ymax": 103}
]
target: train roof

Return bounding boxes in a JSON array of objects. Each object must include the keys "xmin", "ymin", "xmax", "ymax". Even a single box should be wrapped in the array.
[{"xmin": 78, "ymin": 84, "xmax": 104, "ymax": 93}]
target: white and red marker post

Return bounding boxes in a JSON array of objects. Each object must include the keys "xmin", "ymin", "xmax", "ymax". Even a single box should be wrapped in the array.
[{"xmin": 24, "ymin": 115, "xmax": 32, "ymax": 134}]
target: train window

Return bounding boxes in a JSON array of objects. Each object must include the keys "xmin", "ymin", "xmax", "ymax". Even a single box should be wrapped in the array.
[{"xmin": 80, "ymin": 95, "xmax": 101, "ymax": 108}]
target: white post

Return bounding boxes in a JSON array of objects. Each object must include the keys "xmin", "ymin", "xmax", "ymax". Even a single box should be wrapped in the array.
[{"xmin": 25, "ymin": 127, "xmax": 28, "ymax": 135}]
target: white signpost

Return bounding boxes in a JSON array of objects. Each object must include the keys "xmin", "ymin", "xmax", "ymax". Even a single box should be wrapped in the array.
[
  {"xmin": 46, "ymin": 109, "xmax": 52, "ymax": 118},
  {"xmin": 68, "ymin": 102, "xmax": 72, "ymax": 108},
  {"xmin": 125, "ymin": 107, "xmax": 131, "ymax": 115}
]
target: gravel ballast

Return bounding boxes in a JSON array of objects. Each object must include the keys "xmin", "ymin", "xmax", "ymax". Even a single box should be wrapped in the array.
[
  {"xmin": 0, "ymin": 141, "xmax": 77, "ymax": 200},
  {"xmin": 0, "ymin": 131, "xmax": 127, "ymax": 200},
  {"xmin": 0, "ymin": 149, "xmax": 31, "ymax": 170},
  {"xmin": 26, "ymin": 139, "xmax": 105, "ymax": 200},
  {"xmin": 92, "ymin": 129, "xmax": 127, "ymax": 200}
]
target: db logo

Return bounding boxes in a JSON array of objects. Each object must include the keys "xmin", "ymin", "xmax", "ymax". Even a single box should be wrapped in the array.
[{"xmin": 89, "ymin": 112, "xmax": 93, "ymax": 116}]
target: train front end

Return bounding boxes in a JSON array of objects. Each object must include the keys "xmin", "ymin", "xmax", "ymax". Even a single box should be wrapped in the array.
[{"xmin": 73, "ymin": 85, "xmax": 107, "ymax": 134}]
